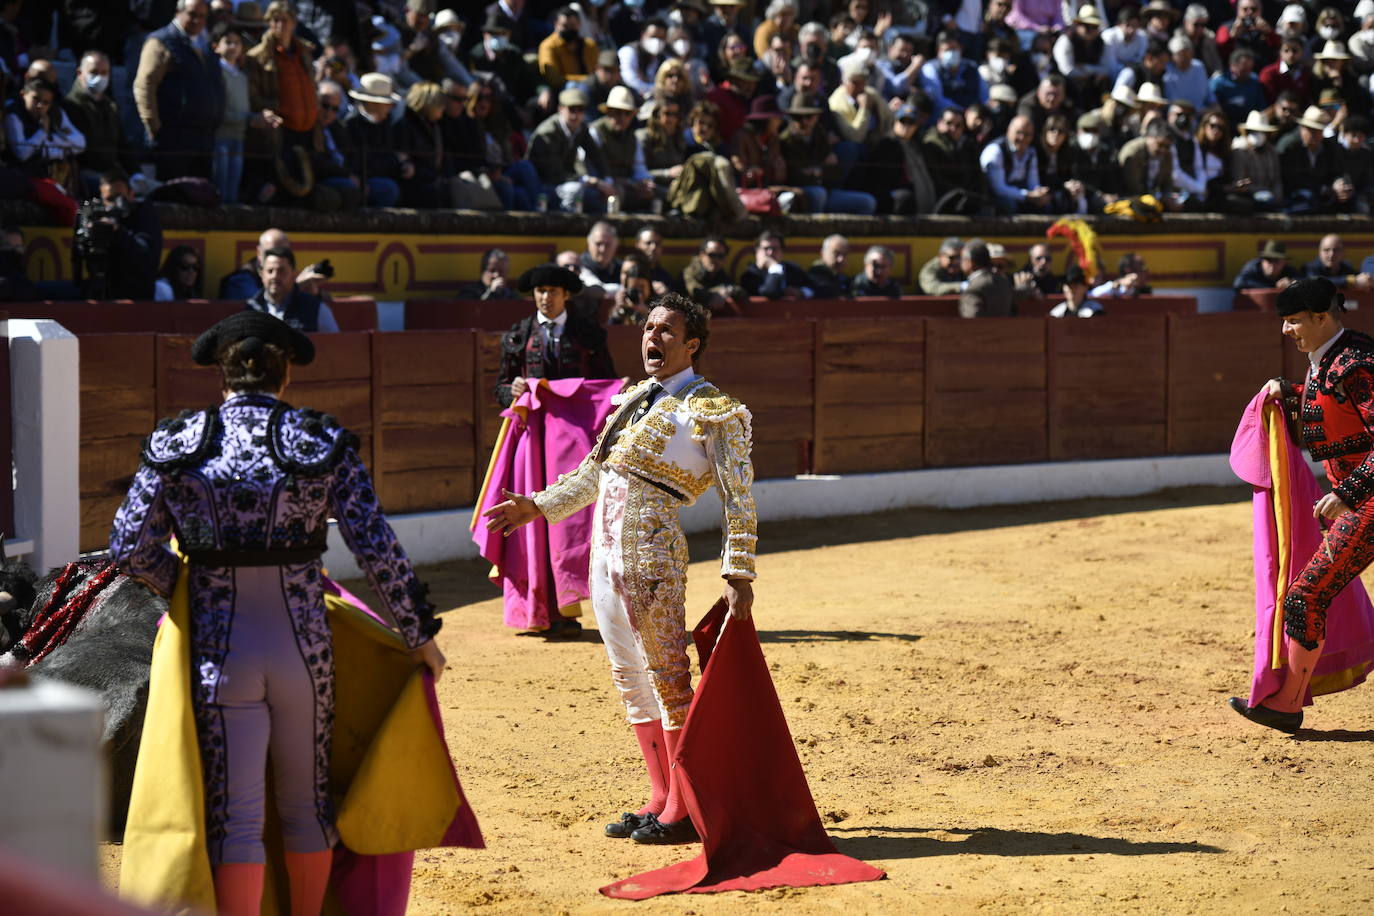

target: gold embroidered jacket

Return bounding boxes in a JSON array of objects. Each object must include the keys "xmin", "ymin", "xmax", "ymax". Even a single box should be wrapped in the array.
[{"xmin": 532, "ymin": 377, "xmax": 757, "ymax": 579}]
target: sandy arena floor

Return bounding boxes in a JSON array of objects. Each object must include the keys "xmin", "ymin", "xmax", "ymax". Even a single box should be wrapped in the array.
[{"xmin": 104, "ymin": 486, "xmax": 1374, "ymax": 913}]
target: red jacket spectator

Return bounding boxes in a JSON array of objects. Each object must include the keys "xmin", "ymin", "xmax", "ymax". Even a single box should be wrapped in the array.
[{"xmin": 1259, "ymin": 59, "xmax": 1310, "ymax": 105}]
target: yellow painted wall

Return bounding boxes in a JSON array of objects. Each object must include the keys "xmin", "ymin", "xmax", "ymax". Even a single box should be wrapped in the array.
[{"xmin": 20, "ymin": 225, "xmax": 1367, "ymax": 298}]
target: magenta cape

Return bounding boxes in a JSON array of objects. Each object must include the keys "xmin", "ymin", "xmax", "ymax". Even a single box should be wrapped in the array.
[
  {"xmin": 600, "ymin": 602, "xmax": 886, "ymax": 899},
  {"xmin": 1230, "ymin": 392, "xmax": 1374, "ymax": 706},
  {"xmin": 471, "ymin": 378, "xmax": 622, "ymax": 629}
]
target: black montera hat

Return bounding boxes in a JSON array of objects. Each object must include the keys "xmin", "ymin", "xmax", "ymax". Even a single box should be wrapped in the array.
[
  {"xmin": 192, "ymin": 309, "xmax": 316, "ymax": 366},
  {"xmin": 517, "ymin": 263, "xmax": 584, "ymax": 294},
  {"xmin": 1276, "ymin": 276, "xmax": 1345, "ymax": 317}
]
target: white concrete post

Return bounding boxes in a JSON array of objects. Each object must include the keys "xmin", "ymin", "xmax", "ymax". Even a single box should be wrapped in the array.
[
  {"xmin": 9, "ymin": 319, "xmax": 80, "ymax": 571},
  {"xmin": 0, "ymin": 679, "xmax": 105, "ymax": 877}
]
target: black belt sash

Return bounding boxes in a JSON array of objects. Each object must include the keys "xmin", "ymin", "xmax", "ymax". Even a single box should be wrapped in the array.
[
  {"xmin": 186, "ymin": 546, "xmax": 326, "ymax": 567},
  {"xmin": 631, "ymin": 471, "xmax": 686, "ymax": 502}
]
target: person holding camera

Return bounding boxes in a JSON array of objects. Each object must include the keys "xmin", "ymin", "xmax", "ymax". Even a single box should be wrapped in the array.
[
  {"xmin": 1218, "ymin": 0, "xmax": 1281, "ymax": 71},
  {"xmin": 245, "ymin": 246, "xmax": 339, "ymax": 332},
  {"xmin": 72, "ymin": 170, "xmax": 162, "ymax": 300},
  {"xmin": 4, "ymin": 77, "xmax": 87, "ymax": 185}
]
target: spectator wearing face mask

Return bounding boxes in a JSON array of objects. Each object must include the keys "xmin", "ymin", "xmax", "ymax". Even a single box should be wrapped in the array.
[
  {"xmin": 620, "ymin": 18, "xmax": 669, "ymax": 97},
  {"xmin": 793, "ymin": 21, "xmax": 841, "ymax": 98},
  {"xmin": 1230, "ymin": 110, "xmax": 1284, "ymax": 210},
  {"xmin": 539, "ymin": 6, "xmax": 600, "ymax": 91},
  {"xmin": 980, "ymin": 38, "xmax": 1036, "ymax": 100},
  {"xmin": 64, "ymin": 50, "xmax": 140, "ymax": 199},
  {"xmin": 469, "ymin": 13, "xmax": 539, "ymax": 107},
  {"xmin": 920, "ymin": 31, "xmax": 987, "ymax": 119},
  {"xmin": 432, "ymin": 10, "xmax": 475, "ymax": 86}
]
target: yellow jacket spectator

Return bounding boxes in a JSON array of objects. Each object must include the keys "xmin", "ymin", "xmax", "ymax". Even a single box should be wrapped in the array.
[{"xmin": 537, "ymin": 7, "xmax": 599, "ymax": 90}]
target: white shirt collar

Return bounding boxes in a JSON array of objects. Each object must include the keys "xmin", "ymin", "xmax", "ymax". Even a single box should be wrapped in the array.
[
  {"xmin": 537, "ymin": 310, "xmax": 568, "ymax": 331},
  {"xmin": 1310, "ymin": 327, "xmax": 1346, "ymax": 366},
  {"xmin": 653, "ymin": 365, "xmax": 699, "ymax": 397}
]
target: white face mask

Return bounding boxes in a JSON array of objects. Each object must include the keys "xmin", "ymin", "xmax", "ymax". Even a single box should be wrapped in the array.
[
  {"xmin": 1077, "ymin": 131, "xmax": 1099, "ymax": 150},
  {"xmin": 940, "ymin": 49, "xmax": 962, "ymax": 69},
  {"xmin": 989, "ymin": 55, "xmax": 1009, "ymax": 75},
  {"xmin": 1247, "ymin": 132, "xmax": 1267, "ymax": 148},
  {"xmin": 642, "ymin": 37, "xmax": 665, "ymax": 56},
  {"xmin": 84, "ymin": 73, "xmax": 108, "ymax": 95},
  {"xmin": 486, "ymin": 35, "xmax": 512, "ymax": 54},
  {"xmin": 672, "ymin": 38, "xmax": 691, "ymax": 58},
  {"xmin": 855, "ymin": 46, "xmax": 876, "ymax": 64},
  {"xmin": 439, "ymin": 31, "xmax": 462, "ymax": 50},
  {"xmin": 1320, "ymin": 25, "xmax": 1341, "ymax": 39}
]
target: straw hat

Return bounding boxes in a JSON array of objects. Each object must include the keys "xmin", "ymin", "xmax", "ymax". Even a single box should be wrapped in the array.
[
  {"xmin": 599, "ymin": 85, "xmax": 637, "ymax": 113},
  {"xmin": 989, "ymin": 83, "xmax": 1018, "ymax": 105},
  {"xmin": 1142, "ymin": 0, "xmax": 1179, "ymax": 23},
  {"xmin": 1296, "ymin": 104, "xmax": 1332, "ymax": 130},
  {"xmin": 348, "ymin": 72, "xmax": 401, "ymax": 104},
  {"xmin": 1241, "ymin": 110, "xmax": 1277, "ymax": 133},
  {"xmin": 1110, "ymin": 84, "xmax": 1139, "ymax": 108},
  {"xmin": 1136, "ymin": 82, "xmax": 1168, "ymax": 106},
  {"xmin": 1073, "ymin": 4, "xmax": 1103, "ymax": 26},
  {"xmin": 1316, "ymin": 40, "xmax": 1353, "ymax": 62}
]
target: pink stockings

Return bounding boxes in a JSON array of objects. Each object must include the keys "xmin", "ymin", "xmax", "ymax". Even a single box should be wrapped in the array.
[
  {"xmin": 633, "ymin": 721, "xmax": 670, "ymax": 816},
  {"xmin": 214, "ymin": 850, "xmax": 332, "ymax": 916},
  {"xmin": 1262, "ymin": 639, "xmax": 1326, "ymax": 713}
]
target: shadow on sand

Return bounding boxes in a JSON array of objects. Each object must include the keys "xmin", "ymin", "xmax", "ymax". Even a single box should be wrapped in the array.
[
  {"xmin": 757, "ymin": 629, "xmax": 922, "ymax": 644},
  {"xmin": 829, "ymin": 826, "xmax": 1224, "ymax": 861},
  {"xmin": 1292, "ymin": 727, "xmax": 1374, "ymax": 743}
]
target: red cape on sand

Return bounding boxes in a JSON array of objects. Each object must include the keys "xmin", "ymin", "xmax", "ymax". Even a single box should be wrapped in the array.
[
  {"xmin": 1231, "ymin": 393, "xmax": 1374, "ymax": 706},
  {"xmin": 600, "ymin": 601, "xmax": 886, "ymax": 899},
  {"xmin": 471, "ymin": 378, "xmax": 622, "ymax": 629}
]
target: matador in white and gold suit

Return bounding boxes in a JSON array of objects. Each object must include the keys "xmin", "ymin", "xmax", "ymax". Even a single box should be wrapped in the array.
[{"xmin": 485, "ymin": 296, "xmax": 756, "ymax": 846}]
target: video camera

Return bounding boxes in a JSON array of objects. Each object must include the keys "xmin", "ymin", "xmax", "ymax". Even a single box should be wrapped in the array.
[{"xmin": 74, "ymin": 195, "xmax": 133, "ymax": 300}]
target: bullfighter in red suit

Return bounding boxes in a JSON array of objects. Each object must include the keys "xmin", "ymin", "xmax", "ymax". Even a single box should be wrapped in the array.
[
  {"xmin": 1232, "ymin": 276, "xmax": 1374, "ymax": 732},
  {"xmin": 494, "ymin": 264, "xmax": 618, "ymax": 636}
]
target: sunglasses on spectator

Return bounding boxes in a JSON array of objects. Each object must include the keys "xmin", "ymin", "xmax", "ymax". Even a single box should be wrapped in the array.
[{"xmin": 705, "ymin": 250, "xmax": 726, "ymax": 260}]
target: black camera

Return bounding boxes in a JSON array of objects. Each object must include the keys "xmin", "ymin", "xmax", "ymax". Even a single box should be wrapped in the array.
[
  {"xmin": 73, "ymin": 195, "xmax": 132, "ymax": 299},
  {"xmin": 308, "ymin": 258, "xmax": 335, "ymax": 278}
]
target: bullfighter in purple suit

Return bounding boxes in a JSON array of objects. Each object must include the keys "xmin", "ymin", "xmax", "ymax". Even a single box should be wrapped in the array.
[{"xmin": 109, "ymin": 311, "xmax": 446, "ymax": 916}]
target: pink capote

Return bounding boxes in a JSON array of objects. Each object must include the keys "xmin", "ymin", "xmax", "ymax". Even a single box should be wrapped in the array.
[
  {"xmin": 600, "ymin": 602, "xmax": 886, "ymax": 899},
  {"xmin": 471, "ymin": 378, "xmax": 622, "ymax": 630},
  {"xmin": 1230, "ymin": 392, "xmax": 1374, "ymax": 707}
]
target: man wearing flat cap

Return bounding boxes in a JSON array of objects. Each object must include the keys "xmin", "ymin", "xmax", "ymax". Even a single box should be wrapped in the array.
[
  {"xmin": 528, "ymin": 85, "xmax": 615, "ymax": 212},
  {"xmin": 1231, "ymin": 277, "xmax": 1374, "ymax": 733},
  {"xmin": 496, "ymin": 263, "xmax": 617, "ymax": 409}
]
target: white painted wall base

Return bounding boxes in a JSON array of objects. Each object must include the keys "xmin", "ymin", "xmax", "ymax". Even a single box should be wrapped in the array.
[
  {"xmin": 0, "ymin": 679, "xmax": 104, "ymax": 878},
  {"xmin": 323, "ymin": 453, "xmax": 1240, "ymax": 579}
]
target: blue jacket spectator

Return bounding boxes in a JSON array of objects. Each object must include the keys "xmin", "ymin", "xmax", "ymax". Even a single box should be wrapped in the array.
[
  {"xmin": 919, "ymin": 32, "xmax": 987, "ymax": 117},
  {"xmin": 1210, "ymin": 49, "xmax": 1267, "ymax": 125}
]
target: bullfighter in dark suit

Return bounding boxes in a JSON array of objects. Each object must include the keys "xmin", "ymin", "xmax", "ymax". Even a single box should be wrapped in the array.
[
  {"xmin": 957, "ymin": 240, "xmax": 1015, "ymax": 318},
  {"xmin": 492, "ymin": 263, "xmax": 619, "ymax": 638}
]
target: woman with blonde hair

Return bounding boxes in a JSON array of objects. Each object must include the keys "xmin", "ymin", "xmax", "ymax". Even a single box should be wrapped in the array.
[
  {"xmin": 653, "ymin": 58, "xmax": 694, "ymax": 113},
  {"xmin": 637, "ymin": 94, "xmax": 688, "ymax": 192}
]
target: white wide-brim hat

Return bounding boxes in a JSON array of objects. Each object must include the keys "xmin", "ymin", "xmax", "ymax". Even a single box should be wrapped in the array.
[{"xmin": 348, "ymin": 72, "xmax": 402, "ymax": 104}]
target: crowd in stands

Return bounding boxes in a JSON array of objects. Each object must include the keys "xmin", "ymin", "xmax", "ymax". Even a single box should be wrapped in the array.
[{"xmin": 4, "ymin": 0, "xmax": 1374, "ymax": 220}]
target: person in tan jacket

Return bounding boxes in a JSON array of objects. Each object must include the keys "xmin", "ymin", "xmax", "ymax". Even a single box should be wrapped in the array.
[{"xmin": 827, "ymin": 58, "xmax": 893, "ymax": 146}]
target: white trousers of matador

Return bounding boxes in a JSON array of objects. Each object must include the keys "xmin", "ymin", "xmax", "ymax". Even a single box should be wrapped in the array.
[{"xmin": 590, "ymin": 469, "xmax": 694, "ymax": 730}]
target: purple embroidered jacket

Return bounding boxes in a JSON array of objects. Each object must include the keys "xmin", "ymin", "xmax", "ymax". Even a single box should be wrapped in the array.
[{"xmin": 109, "ymin": 393, "xmax": 438, "ymax": 649}]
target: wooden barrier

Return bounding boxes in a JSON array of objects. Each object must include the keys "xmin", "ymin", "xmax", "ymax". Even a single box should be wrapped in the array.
[
  {"xmin": 1167, "ymin": 313, "xmax": 1282, "ymax": 454},
  {"xmin": 406, "ymin": 299, "xmax": 529, "ymax": 332},
  {"xmin": 813, "ymin": 318, "xmax": 924, "ymax": 474},
  {"xmin": 67, "ymin": 315, "xmax": 1325, "ymax": 552},
  {"xmin": 78, "ymin": 334, "xmax": 157, "ymax": 551},
  {"xmin": 1048, "ymin": 316, "xmax": 1167, "ymax": 460},
  {"xmin": 925, "ymin": 318, "xmax": 1048, "ymax": 467}
]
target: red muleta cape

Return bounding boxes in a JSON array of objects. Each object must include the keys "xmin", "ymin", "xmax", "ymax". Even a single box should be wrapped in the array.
[{"xmin": 601, "ymin": 601, "xmax": 886, "ymax": 899}]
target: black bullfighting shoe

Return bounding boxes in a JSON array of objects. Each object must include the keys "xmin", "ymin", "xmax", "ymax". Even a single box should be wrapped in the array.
[
  {"xmin": 605, "ymin": 812, "xmax": 656, "ymax": 838},
  {"xmin": 546, "ymin": 617, "xmax": 584, "ymax": 639},
  {"xmin": 1227, "ymin": 696, "xmax": 1303, "ymax": 733},
  {"xmin": 630, "ymin": 815, "xmax": 699, "ymax": 845}
]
